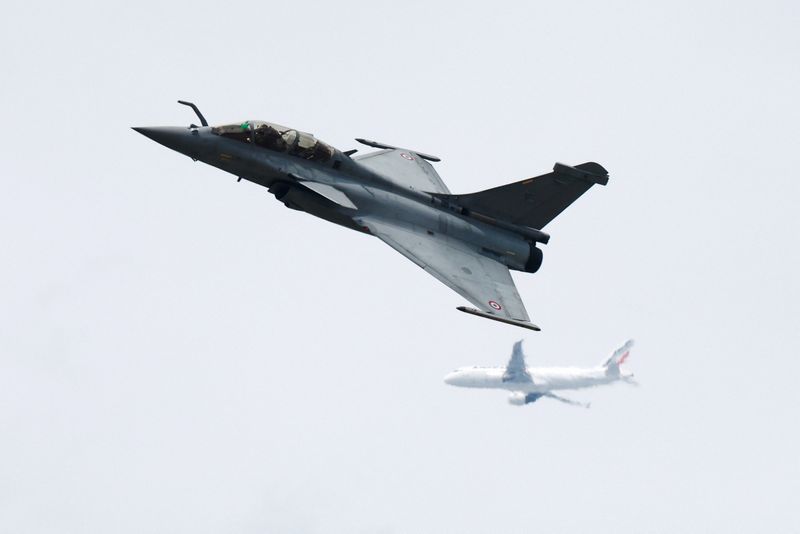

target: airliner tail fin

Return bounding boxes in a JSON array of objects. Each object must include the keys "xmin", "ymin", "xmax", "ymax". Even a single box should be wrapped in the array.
[{"xmin": 601, "ymin": 339, "xmax": 634, "ymax": 376}]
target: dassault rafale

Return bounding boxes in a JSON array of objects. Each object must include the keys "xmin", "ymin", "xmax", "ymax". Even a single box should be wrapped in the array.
[{"xmin": 134, "ymin": 101, "xmax": 609, "ymax": 330}]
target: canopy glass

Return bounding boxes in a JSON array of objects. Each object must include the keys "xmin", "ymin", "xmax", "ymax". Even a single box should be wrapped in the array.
[{"xmin": 212, "ymin": 121, "xmax": 334, "ymax": 162}]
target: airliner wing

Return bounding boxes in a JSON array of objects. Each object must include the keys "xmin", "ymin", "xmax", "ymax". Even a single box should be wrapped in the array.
[
  {"xmin": 544, "ymin": 392, "xmax": 591, "ymax": 409},
  {"xmin": 359, "ymin": 217, "xmax": 532, "ymax": 323}
]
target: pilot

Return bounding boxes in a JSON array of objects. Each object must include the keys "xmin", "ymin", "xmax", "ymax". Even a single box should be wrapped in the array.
[
  {"xmin": 254, "ymin": 124, "xmax": 286, "ymax": 152},
  {"xmin": 311, "ymin": 141, "xmax": 334, "ymax": 161}
]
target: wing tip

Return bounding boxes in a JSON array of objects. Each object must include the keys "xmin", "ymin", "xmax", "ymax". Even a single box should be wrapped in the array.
[
  {"xmin": 354, "ymin": 138, "xmax": 441, "ymax": 162},
  {"xmin": 456, "ymin": 306, "xmax": 541, "ymax": 331}
]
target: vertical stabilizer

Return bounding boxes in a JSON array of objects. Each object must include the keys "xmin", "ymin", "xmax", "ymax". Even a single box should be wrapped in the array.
[
  {"xmin": 503, "ymin": 340, "xmax": 532, "ymax": 382},
  {"xmin": 601, "ymin": 339, "xmax": 634, "ymax": 376}
]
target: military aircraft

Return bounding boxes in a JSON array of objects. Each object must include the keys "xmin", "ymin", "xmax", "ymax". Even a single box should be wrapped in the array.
[
  {"xmin": 134, "ymin": 101, "xmax": 609, "ymax": 330},
  {"xmin": 444, "ymin": 339, "xmax": 636, "ymax": 407}
]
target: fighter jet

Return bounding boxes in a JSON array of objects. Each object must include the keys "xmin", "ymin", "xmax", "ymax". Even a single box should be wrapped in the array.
[
  {"xmin": 134, "ymin": 101, "xmax": 609, "ymax": 330},
  {"xmin": 444, "ymin": 339, "xmax": 636, "ymax": 407}
]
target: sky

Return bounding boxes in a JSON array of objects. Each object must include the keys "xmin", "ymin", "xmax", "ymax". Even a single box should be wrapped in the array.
[{"xmin": 1, "ymin": 1, "xmax": 799, "ymax": 532}]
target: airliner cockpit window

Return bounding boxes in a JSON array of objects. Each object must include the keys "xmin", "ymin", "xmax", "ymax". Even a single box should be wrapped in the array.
[{"xmin": 212, "ymin": 121, "xmax": 334, "ymax": 162}]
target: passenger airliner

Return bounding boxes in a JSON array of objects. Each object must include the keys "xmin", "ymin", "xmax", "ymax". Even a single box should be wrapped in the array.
[{"xmin": 444, "ymin": 339, "xmax": 636, "ymax": 407}]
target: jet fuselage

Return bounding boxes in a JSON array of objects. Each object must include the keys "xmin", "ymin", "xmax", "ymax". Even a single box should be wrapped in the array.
[
  {"xmin": 444, "ymin": 366, "xmax": 621, "ymax": 393},
  {"xmin": 135, "ymin": 125, "xmax": 537, "ymax": 273}
]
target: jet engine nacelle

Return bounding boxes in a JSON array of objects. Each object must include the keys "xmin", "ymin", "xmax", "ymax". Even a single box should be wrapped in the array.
[
  {"xmin": 269, "ymin": 182, "xmax": 298, "ymax": 208},
  {"xmin": 508, "ymin": 392, "xmax": 527, "ymax": 406},
  {"xmin": 269, "ymin": 182, "xmax": 318, "ymax": 211},
  {"xmin": 508, "ymin": 391, "xmax": 543, "ymax": 405},
  {"xmin": 523, "ymin": 245, "xmax": 543, "ymax": 273}
]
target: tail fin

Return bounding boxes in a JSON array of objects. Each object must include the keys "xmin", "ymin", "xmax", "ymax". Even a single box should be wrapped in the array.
[
  {"xmin": 431, "ymin": 162, "xmax": 608, "ymax": 230},
  {"xmin": 601, "ymin": 339, "xmax": 634, "ymax": 376}
]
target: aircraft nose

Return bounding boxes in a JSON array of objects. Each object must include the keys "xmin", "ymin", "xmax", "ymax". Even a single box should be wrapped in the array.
[
  {"xmin": 444, "ymin": 371, "xmax": 459, "ymax": 385},
  {"xmin": 132, "ymin": 126, "xmax": 200, "ymax": 157}
]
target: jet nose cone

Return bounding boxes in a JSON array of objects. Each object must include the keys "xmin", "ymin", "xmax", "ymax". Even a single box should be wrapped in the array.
[
  {"xmin": 132, "ymin": 125, "xmax": 180, "ymax": 142},
  {"xmin": 444, "ymin": 371, "xmax": 459, "ymax": 385},
  {"xmin": 132, "ymin": 126, "xmax": 199, "ymax": 156}
]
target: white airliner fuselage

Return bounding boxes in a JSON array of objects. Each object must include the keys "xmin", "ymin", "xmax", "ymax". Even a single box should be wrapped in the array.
[{"xmin": 444, "ymin": 340, "xmax": 635, "ymax": 407}]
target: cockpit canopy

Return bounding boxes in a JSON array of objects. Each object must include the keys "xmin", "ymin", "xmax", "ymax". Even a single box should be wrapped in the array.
[{"xmin": 211, "ymin": 121, "xmax": 335, "ymax": 162}]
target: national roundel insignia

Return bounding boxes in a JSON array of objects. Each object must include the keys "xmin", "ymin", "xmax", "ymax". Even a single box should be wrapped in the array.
[
  {"xmin": 489, "ymin": 300, "xmax": 502, "ymax": 310},
  {"xmin": 400, "ymin": 153, "xmax": 414, "ymax": 161}
]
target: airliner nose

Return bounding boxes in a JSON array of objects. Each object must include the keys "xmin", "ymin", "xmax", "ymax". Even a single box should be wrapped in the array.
[{"xmin": 444, "ymin": 371, "xmax": 459, "ymax": 385}]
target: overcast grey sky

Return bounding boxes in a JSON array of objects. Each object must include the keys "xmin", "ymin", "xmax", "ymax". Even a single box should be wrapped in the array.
[{"xmin": 1, "ymin": 1, "xmax": 799, "ymax": 532}]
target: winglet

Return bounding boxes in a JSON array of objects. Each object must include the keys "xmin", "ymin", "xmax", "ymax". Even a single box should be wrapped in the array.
[{"xmin": 457, "ymin": 306, "xmax": 541, "ymax": 331}]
